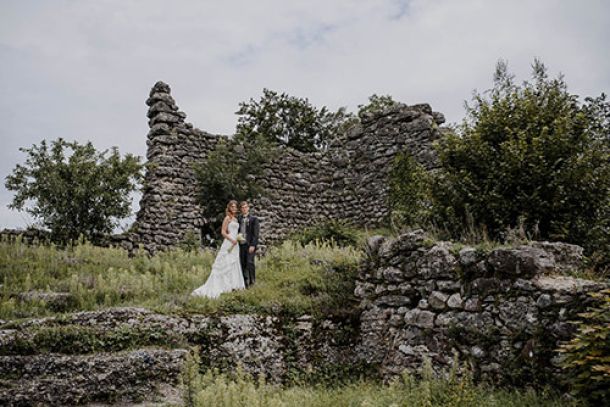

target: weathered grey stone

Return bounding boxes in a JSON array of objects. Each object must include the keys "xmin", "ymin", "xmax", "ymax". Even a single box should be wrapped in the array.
[
  {"xmin": 447, "ymin": 293, "xmax": 463, "ymax": 309},
  {"xmin": 375, "ymin": 295, "xmax": 411, "ymax": 307},
  {"xmin": 365, "ymin": 235, "xmax": 386, "ymax": 258},
  {"xmin": 530, "ymin": 241, "xmax": 584, "ymax": 273},
  {"xmin": 464, "ymin": 297, "xmax": 482, "ymax": 312},
  {"xmin": 471, "ymin": 346, "xmax": 485, "ymax": 359},
  {"xmin": 0, "ymin": 349, "xmax": 188, "ymax": 405},
  {"xmin": 533, "ymin": 275, "xmax": 605, "ymax": 294},
  {"xmin": 536, "ymin": 293, "xmax": 553, "ymax": 308},
  {"xmin": 437, "ymin": 279, "xmax": 460, "ymax": 291},
  {"xmin": 17, "ymin": 290, "xmax": 75, "ymax": 312},
  {"xmin": 488, "ymin": 246, "xmax": 554, "ymax": 278},
  {"xmin": 458, "ymin": 247, "xmax": 478, "ymax": 267},
  {"xmin": 428, "ymin": 291, "xmax": 448, "ymax": 310},
  {"xmin": 382, "ymin": 267, "xmax": 407, "ymax": 283},
  {"xmin": 404, "ymin": 309, "xmax": 435, "ymax": 328}
]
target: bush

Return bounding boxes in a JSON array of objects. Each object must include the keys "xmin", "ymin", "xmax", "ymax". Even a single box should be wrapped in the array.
[
  {"xmin": 388, "ymin": 59, "xmax": 610, "ymax": 271},
  {"xmin": 388, "ymin": 150, "xmax": 432, "ymax": 228},
  {"xmin": 558, "ymin": 289, "xmax": 610, "ymax": 405},
  {"xmin": 437, "ymin": 60, "xmax": 609, "ymax": 256},
  {"xmin": 182, "ymin": 358, "xmax": 571, "ymax": 407},
  {"xmin": 294, "ymin": 220, "xmax": 359, "ymax": 248}
]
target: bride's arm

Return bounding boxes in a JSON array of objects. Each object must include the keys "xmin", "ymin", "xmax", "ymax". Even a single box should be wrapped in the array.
[{"xmin": 221, "ymin": 216, "xmax": 237, "ymax": 245}]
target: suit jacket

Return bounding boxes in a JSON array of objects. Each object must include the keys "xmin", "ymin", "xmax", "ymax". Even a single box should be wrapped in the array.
[{"xmin": 238, "ymin": 214, "xmax": 260, "ymax": 248}]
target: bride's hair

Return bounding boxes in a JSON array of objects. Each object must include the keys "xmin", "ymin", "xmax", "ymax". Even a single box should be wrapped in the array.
[{"xmin": 225, "ymin": 200, "xmax": 238, "ymax": 217}]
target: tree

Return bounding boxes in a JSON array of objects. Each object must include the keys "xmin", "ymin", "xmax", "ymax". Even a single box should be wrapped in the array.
[
  {"xmin": 193, "ymin": 135, "xmax": 277, "ymax": 244},
  {"xmin": 235, "ymin": 89, "xmax": 353, "ymax": 152},
  {"xmin": 5, "ymin": 138, "xmax": 142, "ymax": 244},
  {"xmin": 429, "ymin": 59, "xmax": 609, "ymax": 268}
]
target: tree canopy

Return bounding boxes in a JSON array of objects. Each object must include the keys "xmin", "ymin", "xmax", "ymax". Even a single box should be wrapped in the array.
[
  {"xmin": 235, "ymin": 89, "xmax": 354, "ymax": 152},
  {"xmin": 5, "ymin": 138, "xmax": 142, "ymax": 244}
]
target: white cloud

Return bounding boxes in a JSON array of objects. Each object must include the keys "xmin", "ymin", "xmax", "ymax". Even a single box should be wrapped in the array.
[{"xmin": 1, "ymin": 0, "xmax": 608, "ymax": 229}]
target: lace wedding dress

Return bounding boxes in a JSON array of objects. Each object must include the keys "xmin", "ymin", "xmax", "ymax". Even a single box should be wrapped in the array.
[{"xmin": 191, "ymin": 219, "xmax": 245, "ymax": 298}]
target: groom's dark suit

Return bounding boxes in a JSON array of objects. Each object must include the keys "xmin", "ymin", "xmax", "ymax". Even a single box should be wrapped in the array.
[{"xmin": 238, "ymin": 214, "xmax": 260, "ymax": 287}]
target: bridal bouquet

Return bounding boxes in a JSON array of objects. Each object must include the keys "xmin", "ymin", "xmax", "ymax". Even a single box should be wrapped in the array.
[{"xmin": 228, "ymin": 233, "xmax": 246, "ymax": 253}]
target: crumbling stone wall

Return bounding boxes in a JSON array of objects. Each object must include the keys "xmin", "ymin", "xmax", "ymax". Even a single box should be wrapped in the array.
[
  {"xmin": 355, "ymin": 231, "xmax": 607, "ymax": 384},
  {"xmin": 127, "ymin": 82, "xmax": 445, "ymax": 253},
  {"xmin": 126, "ymin": 82, "xmax": 220, "ymax": 253}
]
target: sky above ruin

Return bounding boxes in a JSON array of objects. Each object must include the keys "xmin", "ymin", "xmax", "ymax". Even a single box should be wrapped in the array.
[{"xmin": 1, "ymin": 0, "xmax": 609, "ymax": 230}]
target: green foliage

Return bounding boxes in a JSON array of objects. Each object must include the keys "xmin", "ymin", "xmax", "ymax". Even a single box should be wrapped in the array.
[
  {"xmin": 558, "ymin": 289, "xmax": 610, "ymax": 404},
  {"xmin": 193, "ymin": 135, "xmax": 276, "ymax": 228},
  {"xmin": 180, "ymin": 229, "xmax": 202, "ymax": 253},
  {"xmin": 437, "ymin": 60, "xmax": 609, "ymax": 248},
  {"xmin": 387, "ymin": 59, "xmax": 609, "ymax": 271},
  {"xmin": 357, "ymin": 94, "xmax": 398, "ymax": 117},
  {"xmin": 182, "ymin": 361, "xmax": 569, "ymax": 406},
  {"xmin": 388, "ymin": 150, "xmax": 432, "ymax": 227},
  {"xmin": 0, "ymin": 324, "xmax": 186, "ymax": 356},
  {"xmin": 0, "ymin": 237, "xmax": 360, "ymax": 320},
  {"xmin": 293, "ymin": 220, "xmax": 359, "ymax": 248},
  {"xmin": 4, "ymin": 138, "xmax": 142, "ymax": 244},
  {"xmin": 235, "ymin": 88, "xmax": 354, "ymax": 152}
]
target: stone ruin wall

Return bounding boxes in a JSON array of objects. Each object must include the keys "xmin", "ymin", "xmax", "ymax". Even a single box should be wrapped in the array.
[
  {"xmin": 355, "ymin": 231, "xmax": 608, "ymax": 383},
  {"xmin": 127, "ymin": 82, "xmax": 445, "ymax": 253}
]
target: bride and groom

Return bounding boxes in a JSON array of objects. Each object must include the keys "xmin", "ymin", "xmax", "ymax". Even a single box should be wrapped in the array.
[{"xmin": 191, "ymin": 200, "xmax": 260, "ymax": 298}]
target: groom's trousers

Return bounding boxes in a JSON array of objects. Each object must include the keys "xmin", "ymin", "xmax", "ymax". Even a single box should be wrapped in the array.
[{"xmin": 239, "ymin": 244, "xmax": 256, "ymax": 287}]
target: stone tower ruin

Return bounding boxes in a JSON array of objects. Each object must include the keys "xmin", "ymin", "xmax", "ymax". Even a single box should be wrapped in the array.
[{"xmin": 125, "ymin": 81, "xmax": 446, "ymax": 253}]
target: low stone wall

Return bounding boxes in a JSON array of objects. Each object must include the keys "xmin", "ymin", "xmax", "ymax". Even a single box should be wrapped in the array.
[
  {"xmin": 354, "ymin": 231, "xmax": 607, "ymax": 384},
  {"xmin": 0, "ymin": 228, "xmax": 51, "ymax": 245}
]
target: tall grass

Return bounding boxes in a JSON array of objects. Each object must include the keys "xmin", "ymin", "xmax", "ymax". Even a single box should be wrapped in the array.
[
  {"xmin": 181, "ymin": 352, "xmax": 573, "ymax": 407},
  {"xmin": 0, "ymin": 237, "xmax": 360, "ymax": 320}
]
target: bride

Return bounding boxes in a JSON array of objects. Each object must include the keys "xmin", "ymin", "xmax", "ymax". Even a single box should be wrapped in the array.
[{"xmin": 191, "ymin": 200, "xmax": 245, "ymax": 298}]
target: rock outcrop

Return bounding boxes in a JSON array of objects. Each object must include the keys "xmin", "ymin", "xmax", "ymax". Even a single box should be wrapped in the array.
[{"xmin": 0, "ymin": 307, "xmax": 357, "ymax": 405}]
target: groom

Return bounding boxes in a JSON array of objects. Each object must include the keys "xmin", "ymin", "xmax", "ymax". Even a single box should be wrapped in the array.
[{"xmin": 238, "ymin": 201, "xmax": 260, "ymax": 288}]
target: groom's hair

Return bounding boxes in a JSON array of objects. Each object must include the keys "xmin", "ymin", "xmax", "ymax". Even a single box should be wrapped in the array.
[{"xmin": 239, "ymin": 201, "xmax": 249, "ymax": 208}]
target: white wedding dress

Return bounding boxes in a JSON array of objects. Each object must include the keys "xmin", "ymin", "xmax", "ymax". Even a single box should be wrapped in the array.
[{"xmin": 191, "ymin": 219, "xmax": 245, "ymax": 298}]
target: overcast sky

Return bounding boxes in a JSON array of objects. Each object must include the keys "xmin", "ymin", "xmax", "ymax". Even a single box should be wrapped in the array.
[{"xmin": 1, "ymin": 0, "xmax": 609, "ymax": 230}]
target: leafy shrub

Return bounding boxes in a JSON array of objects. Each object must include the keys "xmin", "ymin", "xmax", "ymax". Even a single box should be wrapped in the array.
[
  {"xmin": 434, "ymin": 60, "xmax": 609, "ymax": 263},
  {"xmin": 357, "ymin": 94, "xmax": 398, "ymax": 117},
  {"xmin": 388, "ymin": 59, "xmax": 610, "ymax": 271},
  {"xmin": 558, "ymin": 289, "xmax": 610, "ymax": 405},
  {"xmin": 181, "ymin": 358, "xmax": 571, "ymax": 407},
  {"xmin": 180, "ymin": 229, "xmax": 202, "ymax": 253},
  {"xmin": 388, "ymin": 150, "xmax": 432, "ymax": 228},
  {"xmin": 294, "ymin": 220, "xmax": 359, "ymax": 248}
]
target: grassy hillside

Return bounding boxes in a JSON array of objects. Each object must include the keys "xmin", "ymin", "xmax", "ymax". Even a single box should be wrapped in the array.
[{"xmin": 0, "ymin": 237, "xmax": 361, "ymax": 320}]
